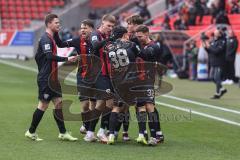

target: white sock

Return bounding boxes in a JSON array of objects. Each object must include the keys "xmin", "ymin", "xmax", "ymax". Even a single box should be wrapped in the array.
[
  {"xmin": 144, "ymin": 130, "xmax": 148, "ymax": 134},
  {"xmin": 98, "ymin": 128, "xmax": 105, "ymax": 134},
  {"xmin": 87, "ymin": 131, "xmax": 94, "ymax": 137},
  {"xmin": 80, "ymin": 125, "xmax": 86, "ymax": 130},
  {"xmin": 156, "ymin": 131, "xmax": 163, "ymax": 135},
  {"xmin": 139, "ymin": 133, "xmax": 144, "ymax": 138},
  {"xmin": 109, "ymin": 133, "xmax": 115, "ymax": 137}
]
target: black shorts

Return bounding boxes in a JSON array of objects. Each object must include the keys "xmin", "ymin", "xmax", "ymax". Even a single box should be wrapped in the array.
[
  {"xmin": 77, "ymin": 74, "xmax": 96, "ymax": 102},
  {"xmin": 38, "ymin": 81, "xmax": 62, "ymax": 102},
  {"xmin": 135, "ymin": 85, "xmax": 155, "ymax": 107},
  {"xmin": 95, "ymin": 75, "xmax": 113, "ymax": 100}
]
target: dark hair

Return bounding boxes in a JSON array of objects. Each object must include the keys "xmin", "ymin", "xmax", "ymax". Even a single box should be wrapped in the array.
[
  {"xmin": 45, "ymin": 14, "xmax": 58, "ymax": 26},
  {"xmin": 102, "ymin": 14, "xmax": 116, "ymax": 24},
  {"xmin": 112, "ymin": 26, "xmax": 128, "ymax": 39},
  {"xmin": 126, "ymin": 15, "xmax": 144, "ymax": 25},
  {"xmin": 135, "ymin": 25, "xmax": 149, "ymax": 33},
  {"xmin": 81, "ymin": 19, "xmax": 94, "ymax": 29}
]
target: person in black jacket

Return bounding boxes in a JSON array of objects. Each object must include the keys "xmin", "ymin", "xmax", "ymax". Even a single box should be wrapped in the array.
[
  {"xmin": 25, "ymin": 14, "xmax": 78, "ymax": 141},
  {"xmin": 224, "ymin": 30, "xmax": 239, "ymax": 83},
  {"xmin": 203, "ymin": 29, "xmax": 227, "ymax": 99}
]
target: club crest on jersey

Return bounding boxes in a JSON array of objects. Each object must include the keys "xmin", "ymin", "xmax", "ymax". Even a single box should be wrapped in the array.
[
  {"xmin": 44, "ymin": 44, "xmax": 51, "ymax": 50},
  {"xmin": 91, "ymin": 36, "xmax": 98, "ymax": 41}
]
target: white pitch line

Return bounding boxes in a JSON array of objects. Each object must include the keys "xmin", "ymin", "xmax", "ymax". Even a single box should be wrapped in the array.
[
  {"xmin": 162, "ymin": 95, "xmax": 240, "ymax": 115},
  {"xmin": 0, "ymin": 59, "xmax": 76, "ymax": 83},
  {"xmin": 1, "ymin": 59, "xmax": 240, "ymax": 127},
  {"xmin": 156, "ymin": 101, "xmax": 240, "ymax": 127},
  {"xmin": 0, "ymin": 59, "xmax": 37, "ymax": 72}
]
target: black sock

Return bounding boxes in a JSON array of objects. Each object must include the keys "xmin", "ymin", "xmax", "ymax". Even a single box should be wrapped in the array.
[
  {"xmin": 100, "ymin": 107, "xmax": 112, "ymax": 130},
  {"xmin": 115, "ymin": 117, "xmax": 122, "ymax": 133},
  {"xmin": 88, "ymin": 109, "xmax": 102, "ymax": 132},
  {"xmin": 154, "ymin": 108, "xmax": 161, "ymax": 132},
  {"xmin": 53, "ymin": 109, "xmax": 66, "ymax": 134},
  {"xmin": 84, "ymin": 121, "xmax": 90, "ymax": 130},
  {"xmin": 109, "ymin": 112, "xmax": 118, "ymax": 134},
  {"xmin": 137, "ymin": 111, "xmax": 147, "ymax": 134},
  {"xmin": 123, "ymin": 111, "xmax": 130, "ymax": 132},
  {"xmin": 148, "ymin": 112, "xmax": 157, "ymax": 138},
  {"xmin": 29, "ymin": 108, "xmax": 45, "ymax": 133},
  {"xmin": 81, "ymin": 111, "xmax": 91, "ymax": 130}
]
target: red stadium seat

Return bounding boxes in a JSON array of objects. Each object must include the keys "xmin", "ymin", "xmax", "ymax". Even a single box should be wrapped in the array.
[
  {"xmin": 24, "ymin": 13, "xmax": 31, "ymax": 19},
  {"xmin": 9, "ymin": 19, "xmax": 17, "ymax": 26},
  {"xmin": 59, "ymin": 0, "xmax": 65, "ymax": 7},
  {"xmin": 18, "ymin": 25, "xmax": 24, "ymax": 30},
  {"xmin": 45, "ymin": 1, "xmax": 52, "ymax": 7},
  {"xmin": 8, "ymin": 0, "xmax": 15, "ymax": 6},
  {"xmin": 23, "ymin": 0, "xmax": 30, "ymax": 6},
  {"xmin": 0, "ymin": 0, "xmax": 7, "ymax": 6},
  {"xmin": 31, "ymin": 12, "xmax": 39, "ymax": 19},
  {"xmin": 9, "ymin": 12, "xmax": 16, "ymax": 19},
  {"xmin": 37, "ymin": 1, "xmax": 44, "ymax": 7},
  {"xmin": 52, "ymin": 0, "xmax": 58, "ymax": 6},
  {"xmin": 23, "ymin": 6, "xmax": 30, "ymax": 13},
  {"xmin": 16, "ymin": 13, "xmax": 24, "ymax": 19},
  {"xmin": 30, "ymin": 0, "xmax": 37, "ymax": 6},
  {"xmin": 1, "ymin": 6, "xmax": 8, "ymax": 12},
  {"xmin": 24, "ymin": 19, "xmax": 31, "ymax": 26},
  {"xmin": 8, "ymin": 6, "xmax": 16, "ymax": 12},
  {"xmin": 1, "ymin": 12, "xmax": 8, "ymax": 19},
  {"xmin": 39, "ymin": 13, "xmax": 45, "ymax": 19},
  {"xmin": 38, "ymin": 6, "xmax": 45, "ymax": 13},
  {"xmin": 16, "ymin": 0, "xmax": 22, "ymax": 6},
  {"xmin": 16, "ymin": 6, "xmax": 23, "ymax": 12},
  {"xmin": 31, "ymin": 7, "xmax": 38, "ymax": 13}
]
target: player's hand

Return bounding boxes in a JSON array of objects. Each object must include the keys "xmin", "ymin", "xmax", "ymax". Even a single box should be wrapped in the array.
[
  {"xmin": 108, "ymin": 34, "xmax": 116, "ymax": 42},
  {"xmin": 67, "ymin": 56, "xmax": 78, "ymax": 62}
]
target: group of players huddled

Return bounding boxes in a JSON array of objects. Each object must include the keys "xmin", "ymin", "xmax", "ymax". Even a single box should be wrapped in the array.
[{"xmin": 25, "ymin": 13, "xmax": 166, "ymax": 146}]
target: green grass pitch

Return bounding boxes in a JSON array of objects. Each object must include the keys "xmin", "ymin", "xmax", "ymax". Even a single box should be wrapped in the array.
[{"xmin": 0, "ymin": 59, "xmax": 240, "ymax": 160}]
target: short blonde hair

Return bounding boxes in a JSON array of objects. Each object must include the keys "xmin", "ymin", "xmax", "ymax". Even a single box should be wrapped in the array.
[{"xmin": 102, "ymin": 14, "xmax": 116, "ymax": 24}]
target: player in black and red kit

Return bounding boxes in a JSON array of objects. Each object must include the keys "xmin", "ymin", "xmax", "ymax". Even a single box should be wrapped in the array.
[
  {"xmin": 25, "ymin": 14, "xmax": 78, "ymax": 141},
  {"xmin": 53, "ymin": 19, "xmax": 97, "ymax": 135},
  {"xmin": 109, "ymin": 15, "xmax": 145, "ymax": 142},
  {"xmin": 135, "ymin": 25, "xmax": 165, "ymax": 145},
  {"xmin": 84, "ymin": 14, "xmax": 116, "ymax": 143},
  {"xmin": 105, "ymin": 26, "xmax": 141, "ymax": 144}
]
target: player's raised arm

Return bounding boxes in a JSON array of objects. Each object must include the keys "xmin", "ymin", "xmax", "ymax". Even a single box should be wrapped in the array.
[{"xmin": 90, "ymin": 32, "xmax": 110, "ymax": 50}]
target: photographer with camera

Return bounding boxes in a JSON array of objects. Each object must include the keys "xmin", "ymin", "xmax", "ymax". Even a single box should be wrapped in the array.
[{"xmin": 202, "ymin": 29, "xmax": 227, "ymax": 99}]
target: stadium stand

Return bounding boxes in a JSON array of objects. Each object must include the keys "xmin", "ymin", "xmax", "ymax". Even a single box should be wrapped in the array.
[{"xmin": 0, "ymin": 0, "xmax": 65, "ymax": 30}]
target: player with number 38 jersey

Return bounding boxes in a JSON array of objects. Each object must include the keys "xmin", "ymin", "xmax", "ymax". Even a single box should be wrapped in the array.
[
  {"xmin": 106, "ymin": 26, "xmax": 143, "ymax": 144},
  {"xmin": 106, "ymin": 38, "xmax": 140, "ymax": 79}
]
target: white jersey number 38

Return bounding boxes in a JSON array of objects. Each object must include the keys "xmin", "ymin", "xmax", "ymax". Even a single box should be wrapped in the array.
[{"xmin": 109, "ymin": 49, "xmax": 130, "ymax": 68}]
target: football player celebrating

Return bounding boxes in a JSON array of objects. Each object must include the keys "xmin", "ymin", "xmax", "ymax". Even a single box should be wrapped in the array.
[
  {"xmin": 53, "ymin": 19, "xmax": 96, "ymax": 135},
  {"xmin": 25, "ymin": 14, "xmax": 78, "ymax": 141}
]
